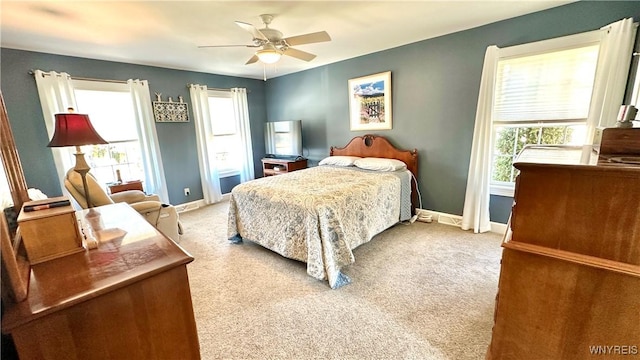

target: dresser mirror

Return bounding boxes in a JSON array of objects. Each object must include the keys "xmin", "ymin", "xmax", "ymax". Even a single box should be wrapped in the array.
[{"xmin": 1, "ymin": 91, "xmax": 30, "ymax": 302}]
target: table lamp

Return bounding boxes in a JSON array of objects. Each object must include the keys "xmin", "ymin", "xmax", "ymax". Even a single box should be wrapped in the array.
[{"xmin": 47, "ymin": 108, "xmax": 108, "ymax": 208}]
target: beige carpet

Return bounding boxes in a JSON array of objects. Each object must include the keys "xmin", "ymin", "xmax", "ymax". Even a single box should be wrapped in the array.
[{"xmin": 177, "ymin": 201, "xmax": 503, "ymax": 360}]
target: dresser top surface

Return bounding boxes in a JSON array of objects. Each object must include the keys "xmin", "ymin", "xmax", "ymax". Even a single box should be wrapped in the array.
[
  {"xmin": 515, "ymin": 128, "xmax": 640, "ymax": 170},
  {"xmin": 514, "ymin": 145, "xmax": 640, "ymax": 171},
  {"xmin": 2, "ymin": 203, "xmax": 193, "ymax": 331}
]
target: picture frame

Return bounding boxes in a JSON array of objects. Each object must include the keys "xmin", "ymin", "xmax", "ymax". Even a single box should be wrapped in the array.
[{"xmin": 348, "ymin": 71, "xmax": 392, "ymax": 131}]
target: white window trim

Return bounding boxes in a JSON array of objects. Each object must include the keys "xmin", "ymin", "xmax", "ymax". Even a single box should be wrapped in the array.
[
  {"xmin": 489, "ymin": 29, "xmax": 603, "ymax": 196},
  {"xmin": 499, "ymin": 29, "xmax": 602, "ymax": 59},
  {"xmin": 490, "ymin": 183, "xmax": 515, "ymax": 197},
  {"xmin": 72, "ymin": 79, "xmax": 140, "ymax": 186},
  {"xmin": 73, "ymin": 79, "xmax": 129, "ymax": 92},
  {"xmin": 207, "ymin": 90, "xmax": 241, "ymax": 175},
  {"xmin": 218, "ymin": 170, "xmax": 240, "ymax": 178},
  {"xmin": 208, "ymin": 89, "xmax": 231, "ymax": 98}
]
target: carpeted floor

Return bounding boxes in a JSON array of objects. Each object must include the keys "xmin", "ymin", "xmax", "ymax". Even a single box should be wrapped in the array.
[{"xmin": 177, "ymin": 200, "xmax": 503, "ymax": 360}]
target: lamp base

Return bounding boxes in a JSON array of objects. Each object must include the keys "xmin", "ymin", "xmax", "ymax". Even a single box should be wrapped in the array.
[{"xmin": 73, "ymin": 146, "xmax": 93, "ymax": 209}]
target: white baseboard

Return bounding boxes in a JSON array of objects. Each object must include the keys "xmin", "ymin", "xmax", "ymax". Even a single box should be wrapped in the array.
[
  {"xmin": 490, "ymin": 221, "xmax": 508, "ymax": 235},
  {"xmin": 174, "ymin": 199, "xmax": 205, "ymax": 213},
  {"xmin": 174, "ymin": 193, "xmax": 231, "ymax": 213},
  {"xmin": 418, "ymin": 209, "xmax": 507, "ymax": 235}
]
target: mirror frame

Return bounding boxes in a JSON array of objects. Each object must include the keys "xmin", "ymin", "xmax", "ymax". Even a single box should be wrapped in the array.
[
  {"xmin": 1, "ymin": 91, "xmax": 30, "ymax": 302},
  {"xmin": 1, "ymin": 92, "xmax": 29, "ymax": 211}
]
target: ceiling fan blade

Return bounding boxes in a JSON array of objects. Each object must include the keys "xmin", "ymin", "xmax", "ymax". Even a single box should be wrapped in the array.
[
  {"xmin": 283, "ymin": 48, "xmax": 317, "ymax": 62},
  {"xmin": 198, "ymin": 44, "xmax": 260, "ymax": 48},
  {"xmin": 284, "ymin": 31, "xmax": 331, "ymax": 46},
  {"xmin": 245, "ymin": 55, "xmax": 259, "ymax": 65},
  {"xmin": 235, "ymin": 21, "xmax": 268, "ymax": 41}
]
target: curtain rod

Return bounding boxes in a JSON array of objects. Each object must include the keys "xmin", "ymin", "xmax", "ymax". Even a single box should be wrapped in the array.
[
  {"xmin": 185, "ymin": 85, "xmax": 251, "ymax": 93},
  {"xmin": 28, "ymin": 70, "xmax": 130, "ymax": 84},
  {"xmin": 29, "ymin": 70, "xmax": 249, "ymax": 91}
]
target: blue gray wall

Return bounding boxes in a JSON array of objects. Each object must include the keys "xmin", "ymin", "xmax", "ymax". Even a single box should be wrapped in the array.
[
  {"xmin": 265, "ymin": 1, "xmax": 640, "ymax": 223},
  {"xmin": 2, "ymin": 1, "xmax": 640, "ymax": 222},
  {"xmin": 0, "ymin": 50, "xmax": 267, "ymax": 204}
]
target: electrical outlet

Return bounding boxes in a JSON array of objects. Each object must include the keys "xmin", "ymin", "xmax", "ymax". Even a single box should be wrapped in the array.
[{"xmin": 184, "ymin": 188, "xmax": 190, "ymax": 196}]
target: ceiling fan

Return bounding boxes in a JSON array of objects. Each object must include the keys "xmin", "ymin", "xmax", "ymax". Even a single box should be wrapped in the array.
[{"xmin": 199, "ymin": 14, "xmax": 331, "ymax": 65}]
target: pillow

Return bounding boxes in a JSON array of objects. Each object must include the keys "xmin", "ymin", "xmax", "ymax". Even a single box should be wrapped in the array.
[
  {"xmin": 353, "ymin": 157, "xmax": 407, "ymax": 172},
  {"xmin": 318, "ymin": 156, "xmax": 361, "ymax": 167}
]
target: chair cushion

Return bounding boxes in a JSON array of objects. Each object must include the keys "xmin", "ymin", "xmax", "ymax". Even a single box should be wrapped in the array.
[{"xmin": 65, "ymin": 170, "xmax": 114, "ymax": 208}]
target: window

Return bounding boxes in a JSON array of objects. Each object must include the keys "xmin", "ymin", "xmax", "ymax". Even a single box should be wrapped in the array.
[
  {"xmin": 207, "ymin": 90, "xmax": 241, "ymax": 176},
  {"xmin": 490, "ymin": 31, "xmax": 601, "ymax": 196},
  {"xmin": 72, "ymin": 80, "xmax": 144, "ymax": 186}
]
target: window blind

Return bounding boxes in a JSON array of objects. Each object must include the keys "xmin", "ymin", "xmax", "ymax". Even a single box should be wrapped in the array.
[{"xmin": 493, "ymin": 44, "xmax": 600, "ymax": 123}]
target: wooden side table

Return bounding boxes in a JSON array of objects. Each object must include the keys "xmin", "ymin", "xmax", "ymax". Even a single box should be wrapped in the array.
[
  {"xmin": 261, "ymin": 158, "xmax": 307, "ymax": 177},
  {"xmin": 108, "ymin": 180, "xmax": 143, "ymax": 194}
]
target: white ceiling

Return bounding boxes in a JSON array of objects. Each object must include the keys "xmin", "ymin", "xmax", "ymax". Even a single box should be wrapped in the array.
[{"xmin": 1, "ymin": 1, "xmax": 575, "ymax": 80}]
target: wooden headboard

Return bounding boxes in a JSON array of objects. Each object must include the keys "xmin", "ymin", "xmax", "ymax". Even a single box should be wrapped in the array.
[{"xmin": 330, "ymin": 134, "xmax": 419, "ymax": 212}]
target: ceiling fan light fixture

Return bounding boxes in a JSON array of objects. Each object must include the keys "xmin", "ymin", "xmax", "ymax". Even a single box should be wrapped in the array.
[
  {"xmin": 205, "ymin": 15, "xmax": 330, "ymax": 67},
  {"xmin": 256, "ymin": 48, "xmax": 282, "ymax": 64}
]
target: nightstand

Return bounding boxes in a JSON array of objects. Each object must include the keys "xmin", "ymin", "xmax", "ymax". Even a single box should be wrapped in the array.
[{"xmin": 261, "ymin": 158, "xmax": 307, "ymax": 177}]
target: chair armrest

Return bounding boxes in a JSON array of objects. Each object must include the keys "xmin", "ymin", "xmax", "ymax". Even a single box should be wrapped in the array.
[
  {"xmin": 144, "ymin": 194, "xmax": 161, "ymax": 202},
  {"xmin": 111, "ymin": 190, "xmax": 159, "ymax": 204},
  {"xmin": 110, "ymin": 190, "xmax": 148, "ymax": 204},
  {"xmin": 129, "ymin": 201, "xmax": 163, "ymax": 214}
]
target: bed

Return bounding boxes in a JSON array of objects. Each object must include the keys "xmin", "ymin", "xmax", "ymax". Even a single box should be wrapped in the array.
[{"xmin": 227, "ymin": 135, "xmax": 418, "ymax": 288}]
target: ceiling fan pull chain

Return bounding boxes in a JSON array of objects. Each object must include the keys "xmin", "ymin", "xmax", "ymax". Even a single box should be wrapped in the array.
[{"xmin": 263, "ymin": 64, "xmax": 267, "ymax": 81}]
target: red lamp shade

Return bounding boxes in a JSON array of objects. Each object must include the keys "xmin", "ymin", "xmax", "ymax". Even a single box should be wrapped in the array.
[{"xmin": 47, "ymin": 113, "xmax": 108, "ymax": 147}]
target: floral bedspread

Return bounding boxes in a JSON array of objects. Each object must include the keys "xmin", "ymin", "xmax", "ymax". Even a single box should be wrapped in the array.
[{"xmin": 227, "ymin": 165, "xmax": 411, "ymax": 289}]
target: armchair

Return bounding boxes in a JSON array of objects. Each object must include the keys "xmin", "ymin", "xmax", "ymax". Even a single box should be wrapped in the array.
[{"xmin": 64, "ymin": 170, "xmax": 182, "ymax": 241}]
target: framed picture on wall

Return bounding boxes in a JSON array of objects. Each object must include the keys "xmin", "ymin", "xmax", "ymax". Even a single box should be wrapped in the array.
[{"xmin": 348, "ymin": 71, "xmax": 392, "ymax": 131}]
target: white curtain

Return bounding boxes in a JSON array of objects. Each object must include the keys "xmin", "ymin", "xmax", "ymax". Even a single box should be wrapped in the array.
[
  {"xmin": 586, "ymin": 18, "xmax": 637, "ymax": 142},
  {"xmin": 461, "ymin": 46, "xmax": 500, "ymax": 234},
  {"xmin": 231, "ymin": 88, "xmax": 255, "ymax": 183},
  {"xmin": 188, "ymin": 84, "xmax": 222, "ymax": 204},
  {"xmin": 33, "ymin": 70, "xmax": 78, "ymax": 194},
  {"xmin": 128, "ymin": 79, "xmax": 169, "ymax": 202}
]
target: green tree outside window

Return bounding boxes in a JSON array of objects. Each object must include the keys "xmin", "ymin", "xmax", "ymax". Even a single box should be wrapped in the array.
[{"xmin": 492, "ymin": 126, "xmax": 573, "ymax": 182}]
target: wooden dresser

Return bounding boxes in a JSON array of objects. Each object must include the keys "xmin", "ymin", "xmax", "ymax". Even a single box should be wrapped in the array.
[
  {"xmin": 2, "ymin": 203, "xmax": 201, "ymax": 359},
  {"xmin": 486, "ymin": 128, "xmax": 640, "ymax": 359}
]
